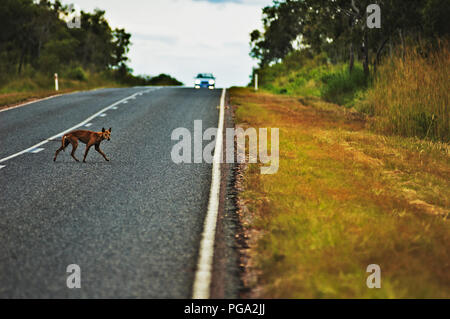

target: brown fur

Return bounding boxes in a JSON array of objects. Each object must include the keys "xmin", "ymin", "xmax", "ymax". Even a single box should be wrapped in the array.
[{"xmin": 54, "ymin": 127, "xmax": 111, "ymax": 163}]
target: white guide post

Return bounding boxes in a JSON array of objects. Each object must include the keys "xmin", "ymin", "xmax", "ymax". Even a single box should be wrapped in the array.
[{"xmin": 54, "ymin": 73, "xmax": 59, "ymax": 91}]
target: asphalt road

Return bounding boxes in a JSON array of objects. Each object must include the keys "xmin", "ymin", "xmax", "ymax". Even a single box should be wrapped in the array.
[{"xmin": 0, "ymin": 87, "xmax": 222, "ymax": 298}]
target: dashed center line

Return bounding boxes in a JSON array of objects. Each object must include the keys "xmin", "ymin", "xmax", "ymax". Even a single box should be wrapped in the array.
[
  {"xmin": 85, "ymin": 123, "xmax": 92, "ymax": 127},
  {"xmin": 0, "ymin": 165, "xmax": 5, "ymax": 170},
  {"xmin": 30, "ymin": 148, "xmax": 45, "ymax": 154},
  {"xmin": 99, "ymin": 113, "xmax": 107, "ymax": 117}
]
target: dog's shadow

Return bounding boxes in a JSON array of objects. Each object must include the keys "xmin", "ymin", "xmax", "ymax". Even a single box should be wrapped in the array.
[{"xmin": 52, "ymin": 160, "xmax": 113, "ymax": 165}]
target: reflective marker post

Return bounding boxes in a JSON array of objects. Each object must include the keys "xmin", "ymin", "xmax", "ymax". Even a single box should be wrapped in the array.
[{"xmin": 54, "ymin": 73, "xmax": 59, "ymax": 91}]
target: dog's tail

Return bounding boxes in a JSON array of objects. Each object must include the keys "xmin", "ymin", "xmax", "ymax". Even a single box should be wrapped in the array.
[{"xmin": 61, "ymin": 135, "xmax": 67, "ymax": 152}]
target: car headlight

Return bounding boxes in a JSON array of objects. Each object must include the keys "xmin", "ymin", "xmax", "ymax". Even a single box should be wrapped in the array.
[
  {"xmin": 195, "ymin": 79, "xmax": 201, "ymax": 84},
  {"xmin": 208, "ymin": 79, "xmax": 215, "ymax": 85}
]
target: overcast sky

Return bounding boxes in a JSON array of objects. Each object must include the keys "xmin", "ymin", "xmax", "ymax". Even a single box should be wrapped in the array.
[{"xmin": 62, "ymin": 0, "xmax": 273, "ymax": 87}]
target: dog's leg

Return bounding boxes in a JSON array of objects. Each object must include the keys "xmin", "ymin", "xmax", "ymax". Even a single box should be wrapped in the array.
[
  {"xmin": 95, "ymin": 143, "xmax": 109, "ymax": 161},
  {"xmin": 83, "ymin": 143, "xmax": 94, "ymax": 163},
  {"xmin": 53, "ymin": 138, "xmax": 69, "ymax": 161},
  {"xmin": 70, "ymin": 139, "xmax": 80, "ymax": 162},
  {"xmin": 54, "ymin": 147, "xmax": 63, "ymax": 162}
]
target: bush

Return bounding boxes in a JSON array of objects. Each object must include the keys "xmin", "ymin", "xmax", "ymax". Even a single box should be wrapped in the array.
[
  {"xmin": 147, "ymin": 73, "xmax": 183, "ymax": 86},
  {"xmin": 65, "ymin": 66, "xmax": 88, "ymax": 81},
  {"xmin": 320, "ymin": 65, "xmax": 368, "ymax": 106}
]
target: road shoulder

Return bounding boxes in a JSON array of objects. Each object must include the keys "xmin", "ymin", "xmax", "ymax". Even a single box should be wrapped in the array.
[{"xmin": 209, "ymin": 90, "xmax": 245, "ymax": 298}]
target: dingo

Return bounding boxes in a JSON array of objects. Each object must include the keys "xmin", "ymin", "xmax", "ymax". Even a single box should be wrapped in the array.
[{"xmin": 54, "ymin": 127, "xmax": 111, "ymax": 163}]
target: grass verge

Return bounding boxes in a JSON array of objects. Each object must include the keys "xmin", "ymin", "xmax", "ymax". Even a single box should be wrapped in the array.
[{"xmin": 231, "ymin": 87, "xmax": 449, "ymax": 298}]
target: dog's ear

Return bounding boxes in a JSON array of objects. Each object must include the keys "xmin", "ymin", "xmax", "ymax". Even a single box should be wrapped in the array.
[
  {"xmin": 102, "ymin": 127, "xmax": 105, "ymax": 132},
  {"xmin": 109, "ymin": 127, "xmax": 112, "ymax": 132}
]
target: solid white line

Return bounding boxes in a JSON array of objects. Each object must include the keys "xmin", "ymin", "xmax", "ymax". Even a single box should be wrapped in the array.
[
  {"xmin": 192, "ymin": 88, "xmax": 226, "ymax": 299},
  {"xmin": 30, "ymin": 148, "xmax": 45, "ymax": 154},
  {"xmin": 0, "ymin": 88, "xmax": 153, "ymax": 164}
]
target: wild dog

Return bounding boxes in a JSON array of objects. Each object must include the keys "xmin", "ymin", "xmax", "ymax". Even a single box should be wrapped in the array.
[{"xmin": 54, "ymin": 127, "xmax": 111, "ymax": 163}]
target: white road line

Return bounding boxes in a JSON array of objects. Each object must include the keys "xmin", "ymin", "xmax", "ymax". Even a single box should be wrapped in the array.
[
  {"xmin": 111, "ymin": 106, "xmax": 118, "ymax": 110},
  {"xmin": 85, "ymin": 123, "xmax": 92, "ymax": 127},
  {"xmin": 99, "ymin": 113, "xmax": 107, "ymax": 117},
  {"xmin": 123, "ymin": 101, "xmax": 128, "ymax": 104},
  {"xmin": 192, "ymin": 88, "xmax": 226, "ymax": 299},
  {"xmin": 0, "ymin": 165, "xmax": 5, "ymax": 170},
  {"xmin": 30, "ymin": 148, "xmax": 45, "ymax": 154},
  {"xmin": 0, "ymin": 88, "xmax": 153, "ymax": 164}
]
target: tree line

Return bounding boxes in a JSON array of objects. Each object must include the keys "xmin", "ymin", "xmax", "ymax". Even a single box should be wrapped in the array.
[
  {"xmin": 0, "ymin": 0, "xmax": 182, "ymax": 86},
  {"xmin": 250, "ymin": 0, "xmax": 449, "ymax": 75}
]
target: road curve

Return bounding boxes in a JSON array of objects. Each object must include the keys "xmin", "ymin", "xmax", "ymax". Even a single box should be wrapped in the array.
[{"xmin": 0, "ymin": 87, "xmax": 222, "ymax": 298}]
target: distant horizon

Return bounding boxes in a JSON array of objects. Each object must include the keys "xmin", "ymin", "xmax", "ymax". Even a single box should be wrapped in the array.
[{"xmin": 62, "ymin": 0, "xmax": 273, "ymax": 88}]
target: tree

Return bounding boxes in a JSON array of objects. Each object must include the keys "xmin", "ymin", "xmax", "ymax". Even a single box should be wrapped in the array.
[
  {"xmin": 112, "ymin": 28, "xmax": 131, "ymax": 67},
  {"xmin": 0, "ymin": 0, "xmax": 181, "ymax": 88},
  {"xmin": 250, "ymin": 0, "xmax": 449, "ymax": 76}
]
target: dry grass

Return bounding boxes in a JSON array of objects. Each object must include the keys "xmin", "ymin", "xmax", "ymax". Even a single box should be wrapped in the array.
[
  {"xmin": 365, "ymin": 42, "xmax": 449, "ymax": 142},
  {"xmin": 0, "ymin": 89, "xmax": 71, "ymax": 110},
  {"xmin": 231, "ymin": 87, "xmax": 450, "ymax": 298}
]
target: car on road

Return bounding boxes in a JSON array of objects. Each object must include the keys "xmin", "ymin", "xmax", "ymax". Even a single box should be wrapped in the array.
[{"xmin": 194, "ymin": 73, "xmax": 215, "ymax": 89}]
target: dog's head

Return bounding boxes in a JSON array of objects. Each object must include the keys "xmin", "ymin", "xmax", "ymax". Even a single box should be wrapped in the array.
[{"xmin": 102, "ymin": 127, "xmax": 111, "ymax": 141}]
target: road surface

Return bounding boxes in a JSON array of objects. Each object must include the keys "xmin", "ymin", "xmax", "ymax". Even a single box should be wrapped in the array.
[{"xmin": 0, "ymin": 87, "xmax": 227, "ymax": 298}]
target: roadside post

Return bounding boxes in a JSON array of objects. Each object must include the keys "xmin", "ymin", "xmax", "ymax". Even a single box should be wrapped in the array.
[
  {"xmin": 54, "ymin": 73, "xmax": 59, "ymax": 91},
  {"xmin": 254, "ymin": 73, "xmax": 258, "ymax": 91}
]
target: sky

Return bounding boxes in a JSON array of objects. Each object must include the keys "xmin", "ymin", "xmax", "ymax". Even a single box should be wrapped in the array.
[{"xmin": 62, "ymin": 0, "xmax": 273, "ymax": 87}]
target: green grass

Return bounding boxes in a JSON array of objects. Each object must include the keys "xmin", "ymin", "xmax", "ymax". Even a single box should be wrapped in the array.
[
  {"xmin": 231, "ymin": 87, "xmax": 450, "ymax": 298},
  {"xmin": 259, "ymin": 59, "xmax": 368, "ymax": 107},
  {"xmin": 320, "ymin": 64, "xmax": 368, "ymax": 106},
  {"xmin": 254, "ymin": 42, "xmax": 449, "ymax": 143},
  {"xmin": 255, "ymin": 50, "xmax": 368, "ymax": 107}
]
